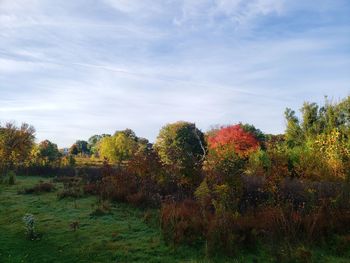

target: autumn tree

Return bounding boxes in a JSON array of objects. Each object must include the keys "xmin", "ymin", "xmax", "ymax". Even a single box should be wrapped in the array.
[
  {"xmin": 285, "ymin": 96, "xmax": 350, "ymax": 146},
  {"xmin": 0, "ymin": 122, "xmax": 35, "ymax": 174},
  {"xmin": 88, "ymin": 134, "xmax": 110, "ymax": 155},
  {"xmin": 204, "ymin": 124, "xmax": 260, "ymax": 211},
  {"xmin": 283, "ymin": 96, "xmax": 350, "ymax": 181}
]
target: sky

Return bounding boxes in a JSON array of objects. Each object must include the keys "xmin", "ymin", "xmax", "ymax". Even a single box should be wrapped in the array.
[{"xmin": 0, "ymin": 0, "xmax": 349, "ymax": 147}]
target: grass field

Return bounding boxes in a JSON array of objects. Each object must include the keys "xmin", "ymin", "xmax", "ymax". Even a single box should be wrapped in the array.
[
  {"xmin": 0, "ymin": 176, "xmax": 206, "ymax": 263},
  {"xmin": 0, "ymin": 176, "xmax": 348, "ymax": 263}
]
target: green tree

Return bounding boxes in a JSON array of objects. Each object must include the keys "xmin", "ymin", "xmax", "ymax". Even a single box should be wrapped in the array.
[
  {"xmin": 240, "ymin": 123, "xmax": 266, "ymax": 148},
  {"xmin": 69, "ymin": 144, "xmax": 79, "ymax": 155},
  {"xmin": 98, "ymin": 130, "xmax": 138, "ymax": 165},
  {"xmin": 154, "ymin": 121, "xmax": 206, "ymax": 185},
  {"xmin": 88, "ymin": 134, "xmax": 110, "ymax": 155},
  {"xmin": 32, "ymin": 140, "xmax": 61, "ymax": 167},
  {"xmin": 73, "ymin": 140, "xmax": 90, "ymax": 155},
  {"xmin": 285, "ymin": 108, "xmax": 303, "ymax": 147},
  {"xmin": 301, "ymin": 102, "xmax": 320, "ymax": 137}
]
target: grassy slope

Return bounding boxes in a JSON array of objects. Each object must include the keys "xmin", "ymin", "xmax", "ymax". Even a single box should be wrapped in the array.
[{"xmin": 0, "ymin": 176, "xmax": 348, "ymax": 263}]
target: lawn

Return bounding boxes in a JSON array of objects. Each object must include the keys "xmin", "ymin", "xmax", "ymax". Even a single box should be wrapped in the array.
[{"xmin": 0, "ymin": 176, "xmax": 348, "ymax": 263}]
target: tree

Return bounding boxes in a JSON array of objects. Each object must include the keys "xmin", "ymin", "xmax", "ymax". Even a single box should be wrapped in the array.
[
  {"xmin": 88, "ymin": 134, "xmax": 110, "ymax": 155},
  {"xmin": 71, "ymin": 140, "xmax": 90, "ymax": 155},
  {"xmin": 301, "ymin": 102, "xmax": 320, "ymax": 137},
  {"xmin": 98, "ymin": 130, "xmax": 138, "ymax": 165},
  {"xmin": 32, "ymin": 140, "xmax": 61, "ymax": 167},
  {"xmin": 205, "ymin": 124, "xmax": 260, "ymax": 210},
  {"xmin": 207, "ymin": 124, "xmax": 260, "ymax": 159},
  {"xmin": 114, "ymin": 128, "xmax": 137, "ymax": 141},
  {"xmin": 285, "ymin": 96, "xmax": 350, "ymax": 146},
  {"xmin": 154, "ymin": 121, "xmax": 206, "ymax": 185},
  {"xmin": 240, "ymin": 123, "xmax": 266, "ymax": 147},
  {"xmin": 69, "ymin": 144, "xmax": 79, "ymax": 155},
  {"xmin": 285, "ymin": 108, "xmax": 303, "ymax": 147},
  {"xmin": 0, "ymin": 122, "xmax": 35, "ymax": 173}
]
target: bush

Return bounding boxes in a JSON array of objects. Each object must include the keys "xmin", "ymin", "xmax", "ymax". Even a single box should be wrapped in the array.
[
  {"xmin": 160, "ymin": 199, "xmax": 206, "ymax": 245},
  {"xmin": 19, "ymin": 181, "xmax": 55, "ymax": 194},
  {"xmin": 57, "ymin": 177, "xmax": 82, "ymax": 200},
  {"xmin": 57, "ymin": 189, "xmax": 82, "ymax": 199},
  {"xmin": 206, "ymin": 212, "xmax": 239, "ymax": 256},
  {"xmin": 83, "ymin": 183, "xmax": 99, "ymax": 195}
]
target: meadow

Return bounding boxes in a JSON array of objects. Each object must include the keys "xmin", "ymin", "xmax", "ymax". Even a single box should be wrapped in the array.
[
  {"xmin": 0, "ymin": 176, "xmax": 205, "ymax": 263},
  {"xmin": 0, "ymin": 176, "xmax": 348, "ymax": 263}
]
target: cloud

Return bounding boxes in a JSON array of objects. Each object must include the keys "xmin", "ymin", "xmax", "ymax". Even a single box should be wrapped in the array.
[
  {"xmin": 174, "ymin": 0, "xmax": 284, "ymax": 26},
  {"xmin": 0, "ymin": 0, "xmax": 349, "ymax": 147}
]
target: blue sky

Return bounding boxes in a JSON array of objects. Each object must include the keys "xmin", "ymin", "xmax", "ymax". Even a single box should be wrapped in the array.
[{"xmin": 0, "ymin": 0, "xmax": 349, "ymax": 147}]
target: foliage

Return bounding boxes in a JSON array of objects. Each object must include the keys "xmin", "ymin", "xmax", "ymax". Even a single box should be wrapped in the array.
[
  {"xmin": 31, "ymin": 140, "xmax": 62, "ymax": 167},
  {"xmin": 194, "ymin": 179, "xmax": 211, "ymax": 208},
  {"xmin": 69, "ymin": 144, "xmax": 79, "ymax": 155},
  {"xmin": 207, "ymin": 124, "xmax": 260, "ymax": 158},
  {"xmin": 245, "ymin": 148, "xmax": 271, "ymax": 177},
  {"xmin": 126, "ymin": 142, "xmax": 163, "ymax": 179},
  {"xmin": 0, "ymin": 122, "xmax": 35, "ymax": 173},
  {"xmin": 57, "ymin": 177, "xmax": 82, "ymax": 200},
  {"xmin": 70, "ymin": 140, "xmax": 90, "ymax": 155},
  {"xmin": 87, "ymin": 134, "xmax": 110, "ymax": 155},
  {"xmin": 98, "ymin": 129, "xmax": 139, "ymax": 164},
  {"xmin": 240, "ymin": 123, "xmax": 266, "ymax": 145},
  {"xmin": 204, "ymin": 124, "xmax": 260, "ymax": 211},
  {"xmin": 61, "ymin": 154, "xmax": 76, "ymax": 167},
  {"xmin": 154, "ymin": 121, "xmax": 206, "ymax": 188},
  {"xmin": 160, "ymin": 200, "xmax": 205, "ymax": 245}
]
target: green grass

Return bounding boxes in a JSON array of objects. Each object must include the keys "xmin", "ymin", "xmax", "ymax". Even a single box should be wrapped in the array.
[
  {"xmin": 0, "ymin": 176, "xmax": 207, "ymax": 263},
  {"xmin": 0, "ymin": 176, "xmax": 349, "ymax": 263}
]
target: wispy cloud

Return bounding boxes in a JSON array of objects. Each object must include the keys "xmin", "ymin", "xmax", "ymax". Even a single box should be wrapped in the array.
[{"xmin": 0, "ymin": 0, "xmax": 349, "ymax": 146}]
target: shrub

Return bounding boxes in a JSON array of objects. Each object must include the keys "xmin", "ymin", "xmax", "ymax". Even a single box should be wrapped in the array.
[
  {"xmin": 126, "ymin": 192, "xmax": 148, "ymax": 207},
  {"xmin": 206, "ymin": 212, "xmax": 239, "ymax": 256},
  {"xmin": 83, "ymin": 183, "xmax": 99, "ymax": 195},
  {"xmin": 99, "ymin": 171, "xmax": 137, "ymax": 202},
  {"xmin": 160, "ymin": 199, "xmax": 206, "ymax": 245},
  {"xmin": 245, "ymin": 149, "xmax": 270, "ymax": 177},
  {"xmin": 20, "ymin": 181, "xmax": 55, "ymax": 194},
  {"xmin": 57, "ymin": 177, "xmax": 82, "ymax": 200},
  {"xmin": 57, "ymin": 188, "xmax": 82, "ymax": 199}
]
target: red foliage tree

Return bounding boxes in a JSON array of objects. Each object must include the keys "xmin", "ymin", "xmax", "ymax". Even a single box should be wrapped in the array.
[{"xmin": 207, "ymin": 124, "xmax": 259, "ymax": 158}]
